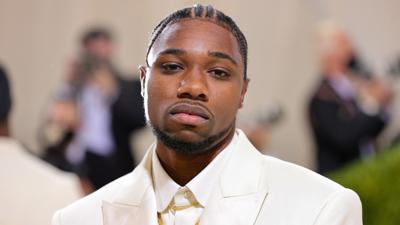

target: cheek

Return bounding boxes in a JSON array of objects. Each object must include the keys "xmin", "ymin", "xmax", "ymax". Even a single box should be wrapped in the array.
[
  {"xmin": 145, "ymin": 75, "xmax": 176, "ymax": 120},
  {"xmin": 211, "ymin": 85, "xmax": 242, "ymax": 123}
]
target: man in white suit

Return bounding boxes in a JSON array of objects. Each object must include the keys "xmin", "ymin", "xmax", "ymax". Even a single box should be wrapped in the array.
[{"xmin": 53, "ymin": 4, "xmax": 362, "ymax": 225}]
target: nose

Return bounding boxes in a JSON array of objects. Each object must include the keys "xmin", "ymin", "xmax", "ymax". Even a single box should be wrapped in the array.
[{"xmin": 177, "ymin": 69, "xmax": 209, "ymax": 102}]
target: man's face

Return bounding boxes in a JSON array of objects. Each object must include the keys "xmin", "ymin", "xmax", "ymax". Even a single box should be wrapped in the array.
[{"xmin": 141, "ymin": 19, "xmax": 248, "ymax": 153}]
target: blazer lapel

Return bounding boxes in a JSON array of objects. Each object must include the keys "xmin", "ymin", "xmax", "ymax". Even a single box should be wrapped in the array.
[
  {"xmin": 102, "ymin": 146, "xmax": 159, "ymax": 225},
  {"xmin": 200, "ymin": 130, "xmax": 269, "ymax": 225},
  {"xmin": 102, "ymin": 201, "xmax": 140, "ymax": 225}
]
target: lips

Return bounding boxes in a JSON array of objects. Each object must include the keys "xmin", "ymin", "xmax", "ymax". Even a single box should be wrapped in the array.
[{"xmin": 168, "ymin": 102, "xmax": 211, "ymax": 125}]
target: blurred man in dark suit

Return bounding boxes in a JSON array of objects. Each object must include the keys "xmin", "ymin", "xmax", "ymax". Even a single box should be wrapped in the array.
[{"xmin": 308, "ymin": 22, "xmax": 392, "ymax": 174}]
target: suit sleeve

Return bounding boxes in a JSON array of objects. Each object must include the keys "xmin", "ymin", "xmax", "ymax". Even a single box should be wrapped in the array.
[{"xmin": 313, "ymin": 189, "xmax": 362, "ymax": 225}]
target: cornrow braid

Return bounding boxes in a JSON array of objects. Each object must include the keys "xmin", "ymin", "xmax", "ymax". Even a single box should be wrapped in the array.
[{"xmin": 145, "ymin": 4, "xmax": 248, "ymax": 79}]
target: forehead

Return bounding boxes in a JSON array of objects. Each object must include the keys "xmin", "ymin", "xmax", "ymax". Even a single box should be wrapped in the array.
[{"xmin": 148, "ymin": 19, "xmax": 243, "ymax": 66}]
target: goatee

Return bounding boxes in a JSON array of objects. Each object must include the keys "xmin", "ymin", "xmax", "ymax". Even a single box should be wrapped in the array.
[{"xmin": 151, "ymin": 126, "xmax": 232, "ymax": 155}]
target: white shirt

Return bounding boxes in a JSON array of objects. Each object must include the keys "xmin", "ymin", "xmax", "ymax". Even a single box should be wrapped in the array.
[
  {"xmin": 66, "ymin": 84, "xmax": 115, "ymax": 164},
  {"xmin": 152, "ymin": 132, "xmax": 238, "ymax": 225},
  {"xmin": 328, "ymin": 74, "xmax": 356, "ymax": 101}
]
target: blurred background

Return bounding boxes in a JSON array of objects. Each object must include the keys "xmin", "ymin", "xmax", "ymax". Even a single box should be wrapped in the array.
[{"xmin": 1, "ymin": 0, "xmax": 400, "ymax": 224}]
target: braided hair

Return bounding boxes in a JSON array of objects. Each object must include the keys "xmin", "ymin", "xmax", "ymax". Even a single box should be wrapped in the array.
[{"xmin": 145, "ymin": 4, "xmax": 248, "ymax": 79}]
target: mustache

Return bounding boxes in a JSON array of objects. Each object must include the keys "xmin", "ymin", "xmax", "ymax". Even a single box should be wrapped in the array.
[{"xmin": 167, "ymin": 100, "xmax": 213, "ymax": 120}]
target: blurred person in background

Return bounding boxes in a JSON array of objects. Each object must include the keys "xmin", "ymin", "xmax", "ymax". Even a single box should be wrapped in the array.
[
  {"xmin": 0, "ymin": 64, "xmax": 81, "ymax": 225},
  {"xmin": 41, "ymin": 27, "xmax": 146, "ymax": 192},
  {"xmin": 308, "ymin": 22, "xmax": 393, "ymax": 174}
]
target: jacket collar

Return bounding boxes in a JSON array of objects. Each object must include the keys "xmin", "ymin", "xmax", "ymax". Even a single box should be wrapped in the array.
[
  {"xmin": 102, "ymin": 146, "xmax": 158, "ymax": 225},
  {"xmin": 219, "ymin": 129, "xmax": 267, "ymax": 197},
  {"xmin": 200, "ymin": 129, "xmax": 270, "ymax": 224}
]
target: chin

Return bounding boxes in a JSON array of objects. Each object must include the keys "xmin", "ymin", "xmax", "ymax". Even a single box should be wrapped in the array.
[
  {"xmin": 153, "ymin": 127, "xmax": 224, "ymax": 155},
  {"xmin": 171, "ymin": 129, "xmax": 207, "ymax": 141},
  {"xmin": 151, "ymin": 126, "xmax": 230, "ymax": 155}
]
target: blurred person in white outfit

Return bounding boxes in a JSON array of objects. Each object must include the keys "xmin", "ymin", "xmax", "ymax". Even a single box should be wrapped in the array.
[{"xmin": 0, "ymin": 65, "xmax": 82, "ymax": 225}]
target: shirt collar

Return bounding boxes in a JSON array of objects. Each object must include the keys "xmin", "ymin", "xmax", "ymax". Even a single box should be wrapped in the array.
[
  {"xmin": 152, "ymin": 131, "xmax": 239, "ymax": 212},
  {"xmin": 152, "ymin": 148, "xmax": 180, "ymax": 212}
]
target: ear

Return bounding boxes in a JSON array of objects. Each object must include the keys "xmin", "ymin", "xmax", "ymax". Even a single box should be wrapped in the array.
[
  {"xmin": 139, "ymin": 65, "xmax": 147, "ymax": 97},
  {"xmin": 239, "ymin": 78, "xmax": 249, "ymax": 108}
]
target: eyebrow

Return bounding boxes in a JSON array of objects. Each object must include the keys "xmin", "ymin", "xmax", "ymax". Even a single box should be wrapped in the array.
[
  {"xmin": 155, "ymin": 48, "xmax": 237, "ymax": 65},
  {"xmin": 157, "ymin": 48, "xmax": 186, "ymax": 57},
  {"xmin": 208, "ymin": 51, "xmax": 237, "ymax": 65}
]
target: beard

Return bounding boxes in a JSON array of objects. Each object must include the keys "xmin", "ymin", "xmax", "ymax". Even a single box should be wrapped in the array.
[{"xmin": 151, "ymin": 125, "xmax": 233, "ymax": 155}]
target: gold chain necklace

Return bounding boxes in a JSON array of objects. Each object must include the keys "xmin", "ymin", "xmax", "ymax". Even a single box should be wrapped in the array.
[{"xmin": 157, "ymin": 212, "xmax": 200, "ymax": 225}]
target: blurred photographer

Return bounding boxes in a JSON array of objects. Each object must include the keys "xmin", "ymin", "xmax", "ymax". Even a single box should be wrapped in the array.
[{"xmin": 41, "ymin": 28, "xmax": 146, "ymax": 192}]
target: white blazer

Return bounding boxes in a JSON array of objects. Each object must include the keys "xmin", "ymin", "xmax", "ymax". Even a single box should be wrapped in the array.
[{"xmin": 52, "ymin": 129, "xmax": 362, "ymax": 225}]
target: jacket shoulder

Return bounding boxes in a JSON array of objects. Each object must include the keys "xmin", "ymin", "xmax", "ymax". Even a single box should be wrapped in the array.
[
  {"xmin": 53, "ymin": 147, "xmax": 154, "ymax": 225},
  {"xmin": 257, "ymin": 155, "xmax": 361, "ymax": 224},
  {"xmin": 262, "ymin": 155, "xmax": 344, "ymax": 192},
  {"xmin": 52, "ymin": 172, "xmax": 136, "ymax": 225}
]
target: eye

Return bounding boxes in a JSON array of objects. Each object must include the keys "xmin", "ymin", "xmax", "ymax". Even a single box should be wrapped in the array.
[
  {"xmin": 208, "ymin": 68, "xmax": 230, "ymax": 80},
  {"xmin": 160, "ymin": 63, "xmax": 183, "ymax": 74}
]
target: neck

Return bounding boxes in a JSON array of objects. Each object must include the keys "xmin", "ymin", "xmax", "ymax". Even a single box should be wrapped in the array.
[
  {"xmin": 155, "ymin": 128, "xmax": 235, "ymax": 186},
  {"xmin": 0, "ymin": 123, "xmax": 9, "ymax": 137}
]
